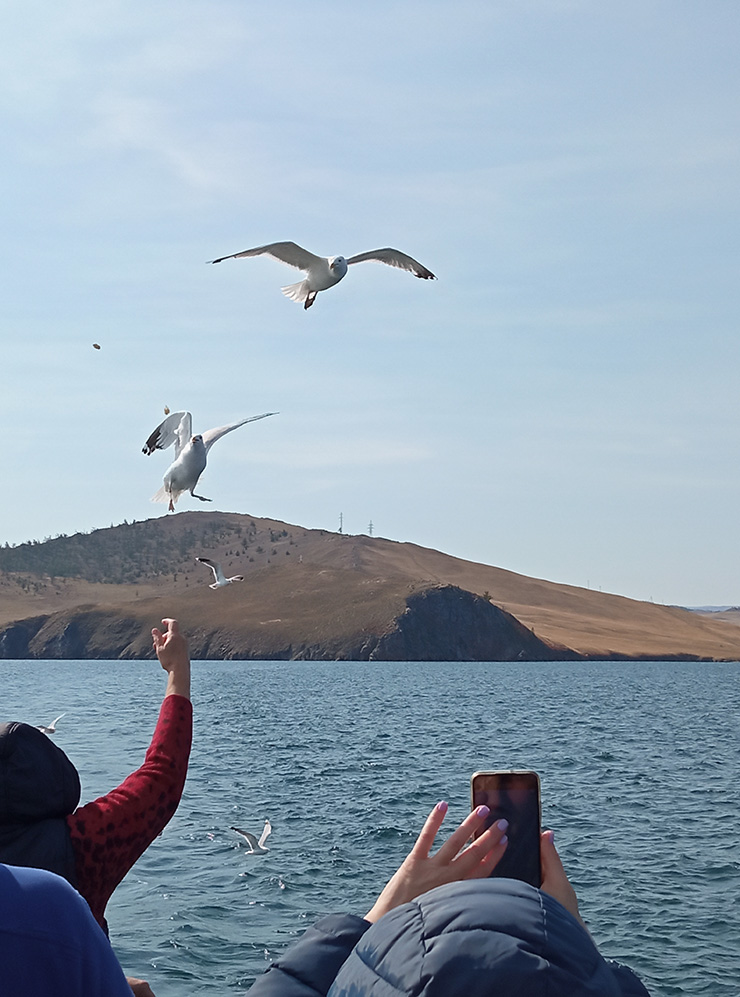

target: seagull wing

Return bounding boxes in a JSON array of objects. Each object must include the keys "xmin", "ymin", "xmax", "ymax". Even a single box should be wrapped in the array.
[
  {"xmin": 231, "ymin": 827, "xmax": 259, "ymax": 850},
  {"xmin": 196, "ymin": 557, "xmax": 220, "ymax": 582},
  {"xmin": 50, "ymin": 713, "xmax": 66, "ymax": 726},
  {"xmin": 201, "ymin": 412, "xmax": 278, "ymax": 453},
  {"xmin": 208, "ymin": 241, "xmax": 325, "ymax": 273},
  {"xmin": 142, "ymin": 412, "xmax": 192, "ymax": 458},
  {"xmin": 345, "ymin": 248, "xmax": 436, "ymax": 280},
  {"xmin": 258, "ymin": 820, "xmax": 272, "ymax": 848}
]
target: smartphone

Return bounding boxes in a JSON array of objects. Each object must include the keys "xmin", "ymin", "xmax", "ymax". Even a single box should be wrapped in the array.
[{"xmin": 470, "ymin": 770, "xmax": 541, "ymax": 887}]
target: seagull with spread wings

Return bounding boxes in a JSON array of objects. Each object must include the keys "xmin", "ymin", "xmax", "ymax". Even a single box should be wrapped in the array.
[
  {"xmin": 207, "ymin": 241, "xmax": 436, "ymax": 309},
  {"xmin": 196, "ymin": 557, "xmax": 244, "ymax": 589},
  {"xmin": 232, "ymin": 820, "xmax": 272, "ymax": 854},
  {"xmin": 142, "ymin": 410, "xmax": 277, "ymax": 512}
]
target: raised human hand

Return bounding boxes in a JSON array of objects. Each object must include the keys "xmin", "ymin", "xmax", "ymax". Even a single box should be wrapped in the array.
[
  {"xmin": 151, "ymin": 618, "xmax": 191, "ymax": 699},
  {"xmin": 364, "ymin": 801, "xmax": 509, "ymax": 924}
]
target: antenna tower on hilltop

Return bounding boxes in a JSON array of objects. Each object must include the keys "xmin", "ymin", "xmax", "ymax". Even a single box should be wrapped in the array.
[{"xmin": 338, "ymin": 512, "xmax": 343, "ymax": 534}]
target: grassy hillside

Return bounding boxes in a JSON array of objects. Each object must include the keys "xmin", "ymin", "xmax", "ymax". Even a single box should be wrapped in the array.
[{"xmin": 1, "ymin": 511, "xmax": 739, "ymax": 659}]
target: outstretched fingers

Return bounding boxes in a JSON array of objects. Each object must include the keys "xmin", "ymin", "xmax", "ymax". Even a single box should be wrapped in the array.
[
  {"xmin": 457, "ymin": 817, "xmax": 509, "ymax": 878},
  {"xmin": 434, "ymin": 806, "xmax": 509, "ymax": 877},
  {"xmin": 411, "ymin": 803, "xmax": 510, "ymax": 880},
  {"xmin": 364, "ymin": 802, "xmax": 509, "ymax": 924},
  {"xmin": 434, "ymin": 805, "xmax": 487, "ymax": 861},
  {"xmin": 409, "ymin": 801, "xmax": 450, "ymax": 859},
  {"xmin": 151, "ymin": 618, "xmax": 179, "ymax": 652}
]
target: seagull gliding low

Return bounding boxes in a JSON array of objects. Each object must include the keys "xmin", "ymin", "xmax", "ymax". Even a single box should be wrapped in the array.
[
  {"xmin": 36, "ymin": 714, "xmax": 65, "ymax": 735},
  {"xmin": 232, "ymin": 820, "xmax": 272, "ymax": 854},
  {"xmin": 207, "ymin": 241, "xmax": 436, "ymax": 309}
]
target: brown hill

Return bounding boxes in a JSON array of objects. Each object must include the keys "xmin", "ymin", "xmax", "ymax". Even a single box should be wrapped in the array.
[
  {"xmin": 0, "ymin": 511, "xmax": 738, "ymax": 660},
  {"xmin": 692, "ymin": 608, "xmax": 740, "ymax": 626}
]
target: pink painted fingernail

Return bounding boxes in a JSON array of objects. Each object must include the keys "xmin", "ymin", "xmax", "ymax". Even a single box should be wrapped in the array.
[
  {"xmin": 499, "ymin": 834, "xmax": 508, "ymax": 846},
  {"xmin": 496, "ymin": 819, "xmax": 508, "ymax": 832},
  {"xmin": 436, "ymin": 800, "xmax": 449, "ymax": 813},
  {"xmin": 476, "ymin": 805, "xmax": 490, "ymax": 818}
]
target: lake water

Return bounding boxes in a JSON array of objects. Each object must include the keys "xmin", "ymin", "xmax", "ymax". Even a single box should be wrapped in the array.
[{"xmin": 2, "ymin": 658, "xmax": 739, "ymax": 995}]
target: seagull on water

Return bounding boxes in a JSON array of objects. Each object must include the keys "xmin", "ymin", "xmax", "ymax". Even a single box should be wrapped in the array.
[
  {"xmin": 207, "ymin": 241, "xmax": 436, "ymax": 309},
  {"xmin": 142, "ymin": 410, "xmax": 277, "ymax": 512},
  {"xmin": 196, "ymin": 557, "xmax": 244, "ymax": 589},
  {"xmin": 232, "ymin": 820, "xmax": 272, "ymax": 854},
  {"xmin": 37, "ymin": 713, "xmax": 65, "ymax": 735}
]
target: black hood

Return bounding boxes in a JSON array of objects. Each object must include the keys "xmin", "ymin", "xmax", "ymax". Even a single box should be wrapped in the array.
[{"xmin": 0, "ymin": 722, "xmax": 80, "ymax": 822}]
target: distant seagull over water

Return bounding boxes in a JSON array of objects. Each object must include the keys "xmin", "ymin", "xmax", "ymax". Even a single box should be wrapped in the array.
[
  {"xmin": 232, "ymin": 820, "xmax": 272, "ymax": 854},
  {"xmin": 37, "ymin": 713, "xmax": 65, "ymax": 735},
  {"xmin": 207, "ymin": 241, "xmax": 436, "ymax": 309},
  {"xmin": 196, "ymin": 557, "xmax": 244, "ymax": 589},
  {"xmin": 142, "ymin": 410, "xmax": 277, "ymax": 512}
]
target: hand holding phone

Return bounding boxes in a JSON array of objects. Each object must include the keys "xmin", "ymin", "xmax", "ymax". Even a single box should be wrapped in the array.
[{"xmin": 471, "ymin": 770, "xmax": 541, "ymax": 887}]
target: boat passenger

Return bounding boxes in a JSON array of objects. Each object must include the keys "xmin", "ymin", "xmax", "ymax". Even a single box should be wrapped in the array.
[
  {"xmin": 0, "ymin": 862, "xmax": 133, "ymax": 995},
  {"xmin": 0, "ymin": 617, "xmax": 192, "ymax": 997},
  {"xmin": 247, "ymin": 801, "xmax": 650, "ymax": 996}
]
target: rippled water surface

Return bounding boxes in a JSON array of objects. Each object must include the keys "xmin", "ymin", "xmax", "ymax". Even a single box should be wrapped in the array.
[{"xmin": 3, "ymin": 658, "xmax": 739, "ymax": 995}]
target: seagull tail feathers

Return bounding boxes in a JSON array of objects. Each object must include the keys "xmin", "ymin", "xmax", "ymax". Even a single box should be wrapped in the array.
[
  {"xmin": 151, "ymin": 485, "xmax": 184, "ymax": 506},
  {"xmin": 281, "ymin": 279, "xmax": 310, "ymax": 304}
]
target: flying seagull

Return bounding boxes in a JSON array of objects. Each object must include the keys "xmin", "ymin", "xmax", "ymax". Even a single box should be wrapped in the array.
[
  {"xmin": 142, "ymin": 410, "xmax": 277, "ymax": 512},
  {"xmin": 196, "ymin": 557, "xmax": 244, "ymax": 589},
  {"xmin": 207, "ymin": 241, "xmax": 436, "ymax": 309},
  {"xmin": 37, "ymin": 713, "xmax": 65, "ymax": 735},
  {"xmin": 232, "ymin": 820, "xmax": 272, "ymax": 854}
]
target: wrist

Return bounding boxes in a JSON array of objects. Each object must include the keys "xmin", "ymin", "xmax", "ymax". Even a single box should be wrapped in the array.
[{"xmin": 165, "ymin": 666, "xmax": 191, "ymax": 699}]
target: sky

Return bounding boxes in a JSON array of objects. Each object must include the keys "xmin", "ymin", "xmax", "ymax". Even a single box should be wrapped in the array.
[{"xmin": 1, "ymin": 0, "xmax": 738, "ymax": 607}]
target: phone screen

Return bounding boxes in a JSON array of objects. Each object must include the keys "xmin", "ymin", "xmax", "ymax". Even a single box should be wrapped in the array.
[{"xmin": 471, "ymin": 770, "xmax": 541, "ymax": 887}]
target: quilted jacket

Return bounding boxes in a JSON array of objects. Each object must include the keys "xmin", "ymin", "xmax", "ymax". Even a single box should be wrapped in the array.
[{"xmin": 249, "ymin": 879, "xmax": 650, "ymax": 996}]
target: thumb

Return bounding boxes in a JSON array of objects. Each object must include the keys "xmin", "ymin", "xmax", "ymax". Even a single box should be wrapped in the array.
[
  {"xmin": 540, "ymin": 829, "xmax": 564, "ymax": 881},
  {"xmin": 539, "ymin": 830, "xmax": 584, "ymax": 926}
]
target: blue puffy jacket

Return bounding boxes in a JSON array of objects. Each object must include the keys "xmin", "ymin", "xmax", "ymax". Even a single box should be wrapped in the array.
[
  {"xmin": 0, "ymin": 863, "xmax": 133, "ymax": 995},
  {"xmin": 248, "ymin": 879, "xmax": 650, "ymax": 996}
]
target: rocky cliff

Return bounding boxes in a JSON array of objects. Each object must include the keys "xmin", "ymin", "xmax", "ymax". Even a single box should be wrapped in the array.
[{"xmin": 0, "ymin": 585, "xmax": 562, "ymax": 661}]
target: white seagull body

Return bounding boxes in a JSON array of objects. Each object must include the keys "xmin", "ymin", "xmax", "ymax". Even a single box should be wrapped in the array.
[
  {"xmin": 208, "ymin": 241, "xmax": 436, "ymax": 309},
  {"xmin": 196, "ymin": 557, "xmax": 244, "ymax": 589},
  {"xmin": 142, "ymin": 410, "xmax": 277, "ymax": 512},
  {"xmin": 37, "ymin": 713, "xmax": 65, "ymax": 735},
  {"xmin": 232, "ymin": 820, "xmax": 272, "ymax": 854}
]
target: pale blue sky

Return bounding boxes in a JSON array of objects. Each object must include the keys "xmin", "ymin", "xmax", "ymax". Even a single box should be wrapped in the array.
[{"xmin": 1, "ymin": 1, "xmax": 738, "ymax": 606}]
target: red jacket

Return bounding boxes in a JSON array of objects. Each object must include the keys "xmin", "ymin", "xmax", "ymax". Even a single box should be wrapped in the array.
[{"xmin": 66, "ymin": 694, "xmax": 192, "ymax": 933}]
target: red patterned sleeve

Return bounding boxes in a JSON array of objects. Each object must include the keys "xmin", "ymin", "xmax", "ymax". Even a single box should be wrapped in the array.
[{"xmin": 67, "ymin": 694, "xmax": 193, "ymax": 931}]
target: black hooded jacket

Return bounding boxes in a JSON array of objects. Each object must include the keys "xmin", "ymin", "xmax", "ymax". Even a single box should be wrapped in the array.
[{"xmin": 0, "ymin": 722, "xmax": 80, "ymax": 886}]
